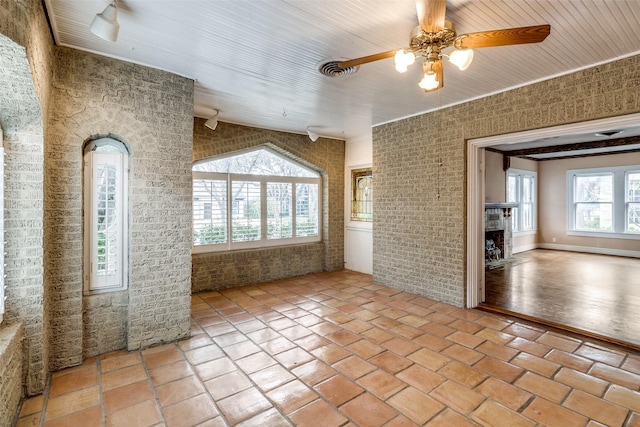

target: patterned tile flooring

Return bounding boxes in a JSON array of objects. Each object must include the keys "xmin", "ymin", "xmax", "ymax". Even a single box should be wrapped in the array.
[{"xmin": 15, "ymin": 270, "xmax": 640, "ymax": 426}]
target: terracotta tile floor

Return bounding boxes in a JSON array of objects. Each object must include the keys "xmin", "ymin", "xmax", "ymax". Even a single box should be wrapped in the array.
[{"xmin": 15, "ymin": 270, "xmax": 640, "ymax": 426}]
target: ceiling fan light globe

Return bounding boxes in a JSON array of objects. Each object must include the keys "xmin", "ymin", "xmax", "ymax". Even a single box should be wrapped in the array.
[
  {"xmin": 394, "ymin": 49, "xmax": 415, "ymax": 73},
  {"xmin": 395, "ymin": 63, "xmax": 408, "ymax": 73},
  {"xmin": 449, "ymin": 49, "xmax": 474, "ymax": 71},
  {"xmin": 418, "ymin": 71, "xmax": 439, "ymax": 91},
  {"xmin": 89, "ymin": 3, "xmax": 119, "ymax": 42},
  {"xmin": 404, "ymin": 51, "xmax": 416, "ymax": 65}
]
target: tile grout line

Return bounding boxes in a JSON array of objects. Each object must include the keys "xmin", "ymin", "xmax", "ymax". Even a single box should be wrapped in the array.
[
  {"xmin": 187, "ymin": 295, "xmax": 232, "ymax": 426},
  {"xmin": 97, "ymin": 357, "xmax": 106, "ymax": 427},
  {"xmin": 140, "ymin": 344, "xmax": 178, "ymax": 426},
  {"xmin": 251, "ymin": 279, "xmax": 405, "ymax": 425},
  {"xmin": 17, "ymin": 271, "xmax": 640, "ymax": 427},
  {"xmin": 199, "ymin": 293, "xmax": 298, "ymax": 425}
]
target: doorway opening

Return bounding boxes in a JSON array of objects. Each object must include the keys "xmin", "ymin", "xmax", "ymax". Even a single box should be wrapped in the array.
[{"xmin": 466, "ymin": 112, "xmax": 640, "ymax": 349}]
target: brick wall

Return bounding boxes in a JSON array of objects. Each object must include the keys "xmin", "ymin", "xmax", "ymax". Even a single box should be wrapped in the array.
[
  {"xmin": 0, "ymin": 0, "xmax": 53, "ymax": 396},
  {"xmin": 46, "ymin": 47, "xmax": 195, "ymax": 359},
  {"xmin": 0, "ymin": 324, "xmax": 24, "ymax": 427},
  {"xmin": 192, "ymin": 120, "xmax": 344, "ymax": 291},
  {"xmin": 373, "ymin": 55, "xmax": 640, "ymax": 307},
  {"xmin": 193, "ymin": 243, "xmax": 325, "ymax": 293}
]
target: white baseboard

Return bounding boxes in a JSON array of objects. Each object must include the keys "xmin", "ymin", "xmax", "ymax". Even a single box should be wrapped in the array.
[
  {"xmin": 536, "ymin": 243, "xmax": 640, "ymax": 259},
  {"xmin": 513, "ymin": 243, "xmax": 538, "ymax": 254}
]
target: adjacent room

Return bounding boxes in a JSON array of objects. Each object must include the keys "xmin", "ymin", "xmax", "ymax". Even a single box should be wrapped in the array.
[
  {"xmin": 482, "ymin": 135, "xmax": 640, "ymax": 347},
  {"xmin": 1, "ymin": 1, "xmax": 640, "ymax": 426}
]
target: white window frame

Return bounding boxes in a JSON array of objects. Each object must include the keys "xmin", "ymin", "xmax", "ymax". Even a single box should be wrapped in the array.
[
  {"xmin": 567, "ymin": 165, "xmax": 640, "ymax": 240},
  {"xmin": 627, "ymin": 170, "xmax": 640, "ymax": 233},
  {"xmin": 83, "ymin": 138, "xmax": 129, "ymax": 294},
  {"xmin": 506, "ymin": 168, "xmax": 537, "ymax": 235},
  {"xmin": 192, "ymin": 151, "xmax": 322, "ymax": 254}
]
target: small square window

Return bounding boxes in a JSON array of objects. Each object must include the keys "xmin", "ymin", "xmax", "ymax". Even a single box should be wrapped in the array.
[{"xmin": 351, "ymin": 168, "xmax": 372, "ymax": 222}]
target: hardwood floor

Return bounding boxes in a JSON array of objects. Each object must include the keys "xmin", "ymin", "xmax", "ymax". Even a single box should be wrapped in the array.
[{"xmin": 484, "ymin": 249, "xmax": 640, "ymax": 348}]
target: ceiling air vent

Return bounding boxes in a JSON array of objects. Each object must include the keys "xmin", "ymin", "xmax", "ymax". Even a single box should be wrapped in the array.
[{"xmin": 318, "ymin": 61, "xmax": 359, "ymax": 77}]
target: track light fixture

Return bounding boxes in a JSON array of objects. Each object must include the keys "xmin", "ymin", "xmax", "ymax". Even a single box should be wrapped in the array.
[
  {"xmin": 90, "ymin": 2, "xmax": 119, "ymax": 42},
  {"xmin": 306, "ymin": 127, "xmax": 319, "ymax": 142},
  {"xmin": 205, "ymin": 110, "xmax": 219, "ymax": 130}
]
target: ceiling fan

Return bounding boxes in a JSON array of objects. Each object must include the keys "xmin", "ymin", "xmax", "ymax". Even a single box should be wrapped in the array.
[{"xmin": 324, "ymin": 0, "xmax": 550, "ymax": 92}]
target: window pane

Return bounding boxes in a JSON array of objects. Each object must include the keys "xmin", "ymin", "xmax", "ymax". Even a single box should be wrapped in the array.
[
  {"xmin": 296, "ymin": 183, "xmax": 319, "ymax": 237},
  {"xmin": 575, "ymin": 203, "xmax": 613, "ymax": 230},
  {"xmin": 628, "ymin": 172, "xmax": 640, "ymax": 202},
  {"xmin": 507, "ymin": 175, "xmax": 518, "ymax": 203},
  {"xmin": 522, "ymin": 203, "xmax": 533, "ymax": 230},
  {"xmin": 194, "ymin": 148, "xmax": 318, "ymax": 177},
  {"xmin": 627, "ymin": 173, "xmax": 640, "ymax": 232},
  {"xmin": 576, "ymin": 175, "xmax": 612, "ymax": 202},
  {"xmin": 232, "ymin": 180, "xmax": 261, "ymax": 242},
  {"xmin": 511, "ymin": 207, "xmax": 519, "ymax": 232},
  {"xmin": 95, "ymin": 162, "xmax": 118, "ymax": 277},
  {"xmin": 267, "ymin": 182, "xmax": 292, "ymax": 239},
  {"xmin": 193, "ymin": 179, "xmax": 227, "ymax": 245},
  {"xmin": 523, "ymin": 176, "xmax": 533, "ymax": 203},
  {"xmin": 352, "ymin": 168, "xmax": 373, "ymax": 222},
  {"xmin": 628, "ymin": 203, "xmax": 640, "ymax": 232}
]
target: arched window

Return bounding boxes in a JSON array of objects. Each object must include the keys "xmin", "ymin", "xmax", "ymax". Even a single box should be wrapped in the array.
[
  {"xmin": 83, "ymin": 137, "xmax": 129, "ymax": 293},
  {"xmin": 193, "ymin": 147, "xmax": 321, "ymax": 252}
]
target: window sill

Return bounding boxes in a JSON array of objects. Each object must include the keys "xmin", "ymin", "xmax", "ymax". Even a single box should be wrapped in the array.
[
  {"xmin": 567, "ymin": 230, "xmax": 640, "ymax": 240},
  {"xmin": 193, "ymin": 240, "xmax": 323, "ymax": 254}
]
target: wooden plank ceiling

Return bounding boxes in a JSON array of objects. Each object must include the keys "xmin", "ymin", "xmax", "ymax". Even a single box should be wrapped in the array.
[{"xmin": 44, "ymin": 1, "xmax": 640, "ymax": 140}]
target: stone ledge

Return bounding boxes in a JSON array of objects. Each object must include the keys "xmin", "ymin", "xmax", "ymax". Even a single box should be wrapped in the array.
[{"xmin": 0, "ymin": 322, "xmax": 24, "ymax": 427}]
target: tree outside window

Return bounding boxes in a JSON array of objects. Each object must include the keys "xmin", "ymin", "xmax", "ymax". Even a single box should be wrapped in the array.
[
  {"xmin": 574, "ymin": 174, "xmax": 613, "ymax": 231},
  {"xmin": 567, "ymin": 166, "xmax": 640, "ymax": 237}
]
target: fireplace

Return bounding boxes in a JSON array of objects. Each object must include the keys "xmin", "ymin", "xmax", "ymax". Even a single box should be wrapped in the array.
[{"xmin": 484, "ymin": 203, "xmax": 517, "ymax": 266}]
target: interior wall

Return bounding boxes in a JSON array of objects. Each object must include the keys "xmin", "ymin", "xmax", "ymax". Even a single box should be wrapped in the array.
[
  {"xmin": 538, "ymin": 151, "xmax": 640, "ymax": 253},
  {"xmin": 485, "ymin": 153, "xmax": 539, "ymax": 252},
  {"xmin": 485, "ymin": 150, "xmax": 505, "ymax": 202},
  {"xmin": 344, "ymin": 132, "xmax": 373, "ymax": 274},
  {"xmin": 374, "ymin": 54, "xmax": 640, "ymax": 307},
  {"xmin": 0, "ymin": 0, "xmax": 54, "ymax": 396},
  {"xmin": 191, "ymin": 120, "xmax": 345, "ymax": 292},
  {"xmin": 46, "ymin": 47, "xmax": 194, "ymax": 362}
]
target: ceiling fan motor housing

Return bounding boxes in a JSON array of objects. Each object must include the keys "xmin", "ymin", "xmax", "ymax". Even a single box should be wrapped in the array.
[{"xmin": 410, "ymin": 20, "xmax": 457, "ymax": 59}]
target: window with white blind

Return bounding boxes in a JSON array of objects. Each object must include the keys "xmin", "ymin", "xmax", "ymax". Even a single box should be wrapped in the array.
[
  {"xmin": 83, "ymin": 138, "xmax": 129, "ymax": 294},
  {"xmin": 507, "ymin": 169, "xmax": 537, "ymax": 233},
  {"xmin": 567, "ymin": 165, "xmax": 640, "ymax": 238},
  {"xmin": 193, "ymin": 147, "xmax": 321, "ymax": 252}
]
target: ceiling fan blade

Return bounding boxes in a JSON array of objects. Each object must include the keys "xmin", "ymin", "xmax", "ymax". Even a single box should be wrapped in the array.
[
  {"xmin": 337, "ymin": 50, "xmax": 398, "ymax": 69},
  {"xmin": 417, "ymin": 0, "xmax": 447, "ymax": 33},
  {"xmin": 456, "ymin": 24, "xmax": 550, "ymax": 49}
]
